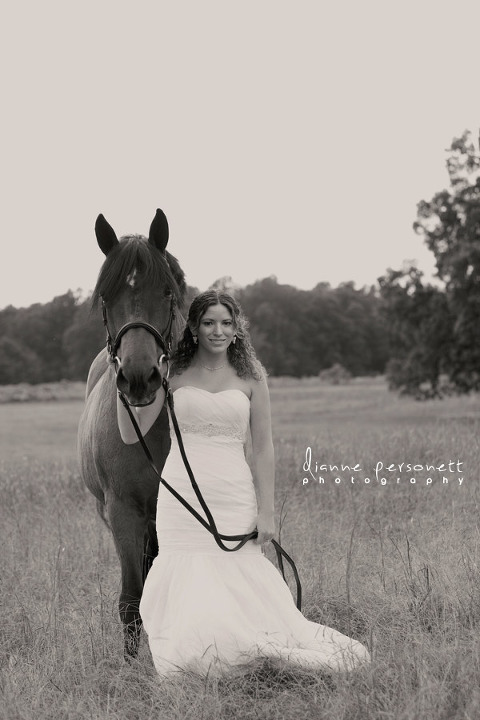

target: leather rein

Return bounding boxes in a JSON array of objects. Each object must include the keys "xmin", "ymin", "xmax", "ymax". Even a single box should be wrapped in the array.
[{"xmin": 105, "ymin": 306, "xmax": 302, "ymax": 610}]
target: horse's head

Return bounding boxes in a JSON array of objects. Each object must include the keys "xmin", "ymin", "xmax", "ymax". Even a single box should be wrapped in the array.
[{"xmin": 92, "ymin": 209, "xmax": 186, "ymax": 406}]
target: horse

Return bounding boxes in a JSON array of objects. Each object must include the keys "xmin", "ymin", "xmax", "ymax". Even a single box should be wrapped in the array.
[{"xmin": 77, "ymin": 209, "xmax": 186, "ymax": 659}]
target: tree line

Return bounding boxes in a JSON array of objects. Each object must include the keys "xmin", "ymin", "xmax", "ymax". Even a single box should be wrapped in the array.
[{"xmin": 0, "ymin": 279, "xmax": 388, "ymax": 385}]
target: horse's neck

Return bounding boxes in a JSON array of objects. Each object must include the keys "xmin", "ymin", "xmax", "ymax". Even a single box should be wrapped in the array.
[{"xmin": 85, "ymin": 348, "xmax": 112, "ymax": 397}]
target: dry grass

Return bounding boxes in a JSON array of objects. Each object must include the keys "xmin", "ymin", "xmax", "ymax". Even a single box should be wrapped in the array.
[
  {"xmin": 0, "ymin": 381, "xmax": 86, "ymax": 404},
  {"xmin": 1, "ymin": 378, "xmax": 480, "ymax": 718}
]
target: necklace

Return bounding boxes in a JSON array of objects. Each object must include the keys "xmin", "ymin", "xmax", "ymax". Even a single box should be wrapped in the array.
[{"xmin": 200, "ymin": 363, "xmax": 226, "ymax": 371}]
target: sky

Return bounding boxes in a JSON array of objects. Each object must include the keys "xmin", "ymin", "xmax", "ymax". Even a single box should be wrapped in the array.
[{"xmin": 1, "ymin": 0, "xmax": 479, "ymax": 309}]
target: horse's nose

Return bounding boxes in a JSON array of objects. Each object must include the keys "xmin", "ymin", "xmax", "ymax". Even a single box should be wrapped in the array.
[
  {"xmin": 146, "ymin": 365, "xmax": 163, "ymax": 390},
  {"xmin": 116, "ymin": 367, "xmax": 131, "ymax": 397},
  {"xmin": 116, "ymin": 363, "xmax": 163, "ymax": 404}
]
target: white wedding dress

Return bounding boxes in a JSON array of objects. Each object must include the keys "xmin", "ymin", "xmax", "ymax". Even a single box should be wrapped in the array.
[{"xmin": 139, "ymin": 386, "xmax": 370, "ymax": 676}]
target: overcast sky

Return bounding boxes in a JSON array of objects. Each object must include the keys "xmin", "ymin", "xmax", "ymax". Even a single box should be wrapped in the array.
[{"xmin": 1, "ymin": 0, "xmax": 479, "ymax": 309}]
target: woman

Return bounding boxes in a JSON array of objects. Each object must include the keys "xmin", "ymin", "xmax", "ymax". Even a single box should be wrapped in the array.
[{"xmin": 117, "ymin": 290, "xmax": 370, "ymax": 676}]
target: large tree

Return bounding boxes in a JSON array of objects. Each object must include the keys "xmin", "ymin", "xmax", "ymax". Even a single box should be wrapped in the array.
[
  {"xmin": 382, "ymin": 130, "xmax": 480, "ymax": 395},
  {"xmin": 414, "ymin": 130, "xmax": 480, "ymax": 391}
]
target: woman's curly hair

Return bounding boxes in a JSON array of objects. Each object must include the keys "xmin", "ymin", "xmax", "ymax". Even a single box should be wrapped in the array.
[{"xmin": 171, "ymin": 290, "xmax": 266, "ymax": 381}]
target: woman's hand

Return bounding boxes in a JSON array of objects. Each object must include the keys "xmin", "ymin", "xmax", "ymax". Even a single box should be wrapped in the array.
[{"xmin": 255, "ymin": 511, "xmax": 276, "ymax": 545}]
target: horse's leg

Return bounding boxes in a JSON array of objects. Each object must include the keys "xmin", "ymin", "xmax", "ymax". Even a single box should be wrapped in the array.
[
  {"xmin": 107, "ymin": 499, "xmax": 147, "ymax": 660},
  {"xmin": 143, "ymin": 518, "xmax": 159, "ymax": 582}
]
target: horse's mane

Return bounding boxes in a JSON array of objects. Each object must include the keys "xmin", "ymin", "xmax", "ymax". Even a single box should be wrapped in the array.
[{"xmin": 91, "ymin": 235, "xmax": 186, "ymax": 308}]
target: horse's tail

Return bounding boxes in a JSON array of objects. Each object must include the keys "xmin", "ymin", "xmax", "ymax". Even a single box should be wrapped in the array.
[{"xmin": 143, "ymin": 519, "xmax": 158, "ymax": 583}]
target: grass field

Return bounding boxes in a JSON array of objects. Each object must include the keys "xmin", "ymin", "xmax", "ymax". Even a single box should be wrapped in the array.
[{"xmin": 1, "ymin": 377, "xmax": 480, "ymax": 719}]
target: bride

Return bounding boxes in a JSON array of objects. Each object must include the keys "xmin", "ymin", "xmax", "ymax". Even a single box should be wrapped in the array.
[{"xmin": 116, "ymin": 290, "xmax": 370, "ymax": 676}]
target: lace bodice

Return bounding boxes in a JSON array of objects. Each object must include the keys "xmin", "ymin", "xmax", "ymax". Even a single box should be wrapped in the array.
[{"xmin": 169, "ymin": 386, "xmax": 250, "ymax": 442}]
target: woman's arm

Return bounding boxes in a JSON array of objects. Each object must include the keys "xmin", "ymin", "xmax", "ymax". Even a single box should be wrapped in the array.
[
  {"xmin": 117, "ymin": 386, "xmax": 166, "ymax": 444},
  {"xmin": 249, "ymin": 375, "xmax": 276, "ymax": 544}
]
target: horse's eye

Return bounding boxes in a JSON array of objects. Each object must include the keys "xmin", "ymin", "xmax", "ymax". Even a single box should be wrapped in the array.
[{"xmin": 165, "ymin": 289, "xmax": 173, "ymax": 298}]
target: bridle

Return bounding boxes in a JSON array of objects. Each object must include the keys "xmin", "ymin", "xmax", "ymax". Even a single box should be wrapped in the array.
[
  {"xmin": 102, "ymin": 296, "xmax": 176, "ymax": 406},
  {"xmin": 102, "ymin": 295, "xmax": 176, "ymax": 366}
]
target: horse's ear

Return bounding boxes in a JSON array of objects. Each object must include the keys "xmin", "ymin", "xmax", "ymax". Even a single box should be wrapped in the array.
[
  {"xmin": 95, "ymin": 214, "xmax": 119, "ymax": 256},
  {"xmin": 149, "ymin": 209, "xmax": 169, "ymax": 253}
]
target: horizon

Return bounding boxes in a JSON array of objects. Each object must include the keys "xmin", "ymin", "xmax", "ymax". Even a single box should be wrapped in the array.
[{"xmin": 0, "ymin": 260, "xmax": 439, "ymax": 312}]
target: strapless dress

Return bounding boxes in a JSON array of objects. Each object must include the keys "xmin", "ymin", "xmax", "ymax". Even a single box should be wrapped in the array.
[{"xmin": 139, "ymin": 386, "xmax": 370, "ymax": 676}]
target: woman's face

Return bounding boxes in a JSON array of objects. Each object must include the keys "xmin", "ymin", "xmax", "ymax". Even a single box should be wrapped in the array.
[{"xmin": 194, "ymin": 303, "xmax": 235, "ymax": 354}]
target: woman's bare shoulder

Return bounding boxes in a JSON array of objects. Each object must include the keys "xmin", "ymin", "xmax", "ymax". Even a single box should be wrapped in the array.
[
  {"xmin": 167, "ymin": 369, "xmax": 189, "ymax": 392},
  {"xmin": 247, "ymin": 371, "xmax": 270, "ymax": 401}
]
